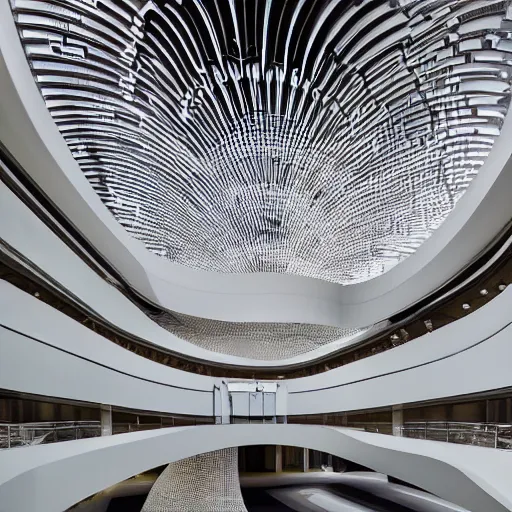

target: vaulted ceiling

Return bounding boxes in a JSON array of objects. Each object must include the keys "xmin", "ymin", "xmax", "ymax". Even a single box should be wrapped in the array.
[{"xmin": 12, "ymin": 0, "xmax": 512, "ymax": 285}]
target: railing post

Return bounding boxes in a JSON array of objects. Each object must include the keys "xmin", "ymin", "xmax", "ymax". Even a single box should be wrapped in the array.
[
  {"xmin": 275, "ymin": 446, "xmax": 283, "ymax": 473},
  {"xmin": 495, "ymin": 425, "xmax": 499, "ymax": 449},
  {"xmin": 302, "ymin": 448, "xmax": 309, "ymax": 472},
  {"xmin": 446, "ymin": 424, "xmax": 449, "ymax": 443},
  {"xmin": 392, "ymin": 405, "xmax": 403, "ymax": 437},
  {"xmin": 100, "ymin": 405, "xmax": 112, "ymax": 436},
  {"xmin": 424, "ymin": 422, "xmax": 427, "ymax": 440},
  {"xmin": 7, "ymin": 425, "xmax": 10, "ymax": 449}
]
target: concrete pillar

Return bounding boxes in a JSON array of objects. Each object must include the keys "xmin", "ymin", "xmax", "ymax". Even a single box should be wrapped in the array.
[
  {"xmin": 100, "ymin": 405, "xmax": 112, "ymax": 436},
  {"xmin": 276, "ymin": 383, "xmax": 288, "ymax": 419},
  {"xmin": 275, "ymin": 445, "xmax": 283, "ymax": 473},
  {"xmin": 302, "ymin": 448, "xmax": 309, "ymax": 472},
  {"xmin": 392, "ymin": 405, "xmax": 403, "ymax": 437}
]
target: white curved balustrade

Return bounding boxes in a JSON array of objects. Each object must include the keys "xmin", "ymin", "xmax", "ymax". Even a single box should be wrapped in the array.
[
  {"xmin": 0, "ymin": 281, "xmax": 216, "ymax": 417},
  {"xmin": 286, "ymin": 285, "xmax": 512, "ymax": 414},
  {"xmin": 2, "ymin": 278, "xmax": 512, "ymax": 418},
  {"xmin": 0, "ymin": 424, "xmax": 510, "ymax": 512}
]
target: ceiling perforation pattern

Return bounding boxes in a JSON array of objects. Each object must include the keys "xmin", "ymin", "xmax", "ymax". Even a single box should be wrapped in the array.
[
  {"xmin": 141, "ymin": 448, "xmax": 247, "ymax": 512},
  {"xmin": 150, "ymin": 310, "xmax": 366, "ymax": 361},
  {"xmin": 11, "ymin": 0, "xmax": 512, "ymax": 284}
]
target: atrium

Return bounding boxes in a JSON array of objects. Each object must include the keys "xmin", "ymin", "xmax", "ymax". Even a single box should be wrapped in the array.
[{"xmin": 1, "ymin": 0, "xmax": 512, "ymax": 511}]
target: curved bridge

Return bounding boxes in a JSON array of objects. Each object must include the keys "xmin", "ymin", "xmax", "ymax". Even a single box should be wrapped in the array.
[{"xmin": 0, "ymin": 424, "xmax": 510, "ymax": 512}]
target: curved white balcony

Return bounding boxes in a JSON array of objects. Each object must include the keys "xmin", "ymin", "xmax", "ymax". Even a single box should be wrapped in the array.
[
  {"xmin": 0, "ymin": 424, "xmax": 510, "ymax": 512},
  {"xmin": 1, "ymin": 276, "xmax": 511, "ymax": 416}
]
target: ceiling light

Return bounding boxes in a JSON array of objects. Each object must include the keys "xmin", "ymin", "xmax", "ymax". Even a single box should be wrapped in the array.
[
  {"xmin": 390, "ymin": 334, "xmax": 401, "ymax": 346},
  {"xmin": 462, "ymin": 303, "xmax": 471, "ymax": 310}
]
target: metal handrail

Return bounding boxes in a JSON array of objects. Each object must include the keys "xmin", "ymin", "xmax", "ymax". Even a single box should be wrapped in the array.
[
  {"xmin": 402, "ymin": 421, "xmax": 512, "ymax": 427},
  {"xmin": 3, "ymin": 419, "xmax": 512, "ymax": 451},
  {"xmin": 344, "ymin": 421, "xmax": 512, "ymax": 449},
  {"xmin": 0, "ymin": 418, "xmax": 216, "ymax": 450},
  {"xmin": 0, "ymin": 421, "xmax": 103, "ymax": 449}
]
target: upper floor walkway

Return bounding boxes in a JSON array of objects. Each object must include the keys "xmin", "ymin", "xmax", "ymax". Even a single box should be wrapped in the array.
[{"xmin": 0, "ymin": 424, "xmax": 510, "ymax": 512}]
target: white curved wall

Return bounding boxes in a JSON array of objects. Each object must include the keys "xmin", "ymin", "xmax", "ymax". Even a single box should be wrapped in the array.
[
  {"xmin": 289, "ymin": 322, "xmax": 512, "ymax": 414},
  {"xmin": 2, "ymin": 279, "xmax": 512, "ymax": 416},
  {"xmin": 286, "ymin": 285, "xmax": 512, "ymax": 414},
  {"xmin": 0, "ymin": 424, "xmax": 510, "ymax": 512},
  {"xmin": 0, "ymin": 281, "xmax": 216, "ymax": 416},
  {"xmin": 1, "ymin": 0, "xmax": 512, "ymax": 328}
]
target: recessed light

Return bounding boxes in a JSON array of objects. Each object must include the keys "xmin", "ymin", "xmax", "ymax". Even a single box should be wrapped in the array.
[{"xmin": 462, "ymin": 303, "xmax": 471, "ymax": 310}]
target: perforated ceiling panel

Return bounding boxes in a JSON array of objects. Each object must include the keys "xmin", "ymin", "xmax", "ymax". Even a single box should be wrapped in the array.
[
  {"xmin": 150, "ymin": 310, "xmax": 366, "ymax": 360},
  {"xmin": 12, "ymin": 0, "xmax": 512, "ymax": 284}
]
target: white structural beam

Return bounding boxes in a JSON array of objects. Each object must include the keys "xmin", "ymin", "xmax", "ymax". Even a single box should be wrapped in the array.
[
  {"xmin": 1, "ymin": 0, "xmax": 512, "ymax": 329},
  {"xmin": 0, "ymin": 281, "xmax": 216, "ymax": 416},
  {"xmin": 0, "ymin": 424, "xmax": 510, "ymax": 512}
]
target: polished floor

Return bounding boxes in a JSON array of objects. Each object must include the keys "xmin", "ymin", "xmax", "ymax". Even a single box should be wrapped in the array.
[
  {"xmin": 105, "ymin": 488, "xmax": 295, "ymax": 511},
  {"xmin": 105, "ymin": 485, "xmax": 416, "ymax": 512},
  {"xmin": 99, "ymin": 471, "xmax": 467, "ymax": 512}
]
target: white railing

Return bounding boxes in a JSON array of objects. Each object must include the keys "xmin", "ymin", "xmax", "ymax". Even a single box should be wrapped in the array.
[
  {"xmin": 0, "ymin": 419, "xmax": 211, "ymax": 449},
  {"xmin": 399, "ymin": 421, "xmax": 512, "ymax": 449},
  {"xmin": 0, "ymin": 421, "xmax": 101, "ymax": 449},
  {"xmin": 347, "ymin": 421, "xmax": 512, "ymax": 449},
  {"xmin": 3, "ymin": 419, "xmax": 512, "ymax": 450}
]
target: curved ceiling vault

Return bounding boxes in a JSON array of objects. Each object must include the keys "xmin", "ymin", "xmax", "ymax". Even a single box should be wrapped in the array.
[
  {"xmin": 11, "ymin": 0, "xmax": 512, "ymax": 285},
  {"xmin": 6, "ymin": 0, "xmax": 512, "ymax": 362}
]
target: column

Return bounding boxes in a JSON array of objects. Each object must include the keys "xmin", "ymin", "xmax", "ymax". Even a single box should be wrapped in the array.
[
  {"xmin": 392, "ymin": 405, "xmax": 403, "ymax": 437},
  {"xmin": 275, "ymin": 445, "xmax": 283, "ymax": 473},
  {"xmin": 214, "ymin": 382, "xmax": 231, "ymax": 424},
  {"xmin": 276, "ymin": 383, "xmax": 288, "ymax": 423},
  {"xmin": 142, "ymin": 448, "xmax": 247, "ymax": 512},
  {"xmin": 100, "ymin": 405, "xmax": 112, "ymax": 436},
  {"xmin": 302, "ymin": 448, "xmax": 309, "ymax": 472}
]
